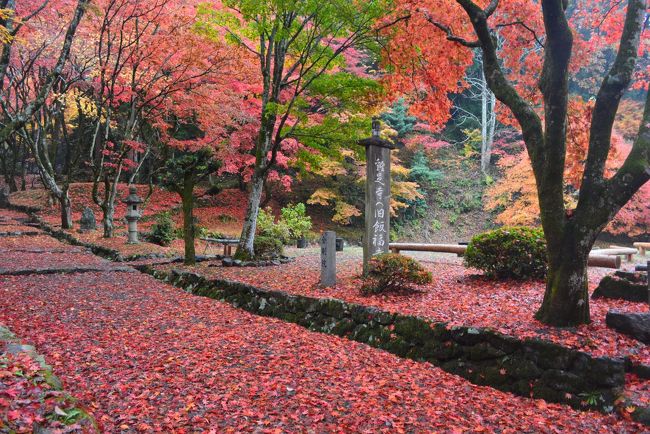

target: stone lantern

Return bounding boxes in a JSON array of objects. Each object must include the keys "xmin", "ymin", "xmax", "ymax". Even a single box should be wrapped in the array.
[{"xmin": 122, "ymin": 185, "xmax": 143, "ymax": 244}]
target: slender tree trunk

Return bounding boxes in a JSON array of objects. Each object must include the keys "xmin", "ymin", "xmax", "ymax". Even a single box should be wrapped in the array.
[
  {"xmin": 20, "ymin": 148, "xmax": 26, "ymax": 191},
  {"xmin": 481, "ymin": 71, "xmax": 489, "ymax": 173},
  {"xmin": 480, "ymin": 69, "xmax": 496, "ymax": 175},
  {"xmin": 59, "ymin": 189, "xmax": 73, "ymax": 229},
  {"xmin": 237, "ymin": 171, "xmax": 264, "ymax": 259},
  {"xmin": 102, "ymin": 204, "xmax": 114, "ymax": 238},
  {"xmin": 98, "ymin": 163, "xmax": 124, "ymax": 239},
  {"xmin": 181, "ymin": 181, "xmax": 196, "ymax": 266}
]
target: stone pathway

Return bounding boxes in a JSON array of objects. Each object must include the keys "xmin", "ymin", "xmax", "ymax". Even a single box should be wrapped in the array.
[{"xmin": 0, "ymin": 209, "xmax": 644, "ymax": 432}]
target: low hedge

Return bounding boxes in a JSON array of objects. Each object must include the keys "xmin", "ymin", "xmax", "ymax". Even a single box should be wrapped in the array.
[
  {"xmin": 464, "ymin": 227, "xmax": 546, "ymax": 280},
  {"xmin": 362, "ymin": 253, "xmax": 432, "ymax": 294}
]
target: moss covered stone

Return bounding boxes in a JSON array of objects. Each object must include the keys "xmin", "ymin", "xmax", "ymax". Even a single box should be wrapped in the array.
[{"xmin": 592, "ymin": 274, "xmax": 648, "ymax": 303}]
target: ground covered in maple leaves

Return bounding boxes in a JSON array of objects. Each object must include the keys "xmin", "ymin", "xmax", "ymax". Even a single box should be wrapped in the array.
[
  {"xmin": 0, "ymin": 348, "xmax": 96, "ymax": 432},
  {"xmin": 10, "ymin": 184, "xmax": 248, "ymax": 259},
  {"xmin": 157, "ymin": 248, "xmax": 650, "ymax": 367},
  {"xmin": 0, "ymin": 208, "xmax": 646, "ymax": 432}
]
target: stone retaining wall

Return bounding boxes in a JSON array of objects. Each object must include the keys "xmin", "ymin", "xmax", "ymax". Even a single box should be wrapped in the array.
[{"xmin": 139, "ymin": 266, "xmax": 627, "ymax": 414}]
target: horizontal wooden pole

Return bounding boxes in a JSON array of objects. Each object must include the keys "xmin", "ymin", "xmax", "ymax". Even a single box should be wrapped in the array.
[
  {"xmin": 389, "ymin": 243, "xmax": 621, "ymax": 269},
  {"xmin": 591, "ymin": 248, "xmax": 637, "ymax": 256},
  {"xmin": 389, "ymin": 243, "xmax": 467, "ymax": 255},
  {"xmin": 587, "ymin": 255, "xmax": 621, "ymax": 269}
]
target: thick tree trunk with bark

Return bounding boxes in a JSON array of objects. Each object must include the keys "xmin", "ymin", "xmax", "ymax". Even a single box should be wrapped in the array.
[
  {"xmin": 445, "ymin": 0, "xmax": 649, "ymax": 326},
  {"xmin": 181, "ymin": 180, "xmax": 196, "ymax": 266},
  {"xmin": 4, "ymin": 173, "xmax": 18, "ymax": 193},
  {"xmin": 536, "ymin": 230, "xmax": 591, "ymax": 325},
  {"xmin": 1, "ymin": 141, "xmax": 19, "ymax": 192}
]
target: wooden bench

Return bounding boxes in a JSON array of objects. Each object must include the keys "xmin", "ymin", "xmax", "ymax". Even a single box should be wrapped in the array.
[
  {"xmin": 633, "ymin": 242, "xmax": 650, "ymax": 256},
  {"xmin": 200, "ymin": 238, "xmax": 239, "ymax": 256},
  {"xmin": 389, "ymin": 243, "xmax": 622, "ymax": 269}
]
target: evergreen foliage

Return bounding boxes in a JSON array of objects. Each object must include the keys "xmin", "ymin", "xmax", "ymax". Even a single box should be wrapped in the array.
[{"xmin": 381, "ymin": 98, "xmax": 417, "ymax": 137}]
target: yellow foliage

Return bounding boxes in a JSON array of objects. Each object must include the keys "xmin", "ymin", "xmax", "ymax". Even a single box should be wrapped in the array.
[
  {"xmin": 485, "ymin": 150, "xmax": 589, "ymax": 226},
  {"xmin": 0, "ymin": 9, "xmax": 14, "ymax": 44},
  {"xmin": 390, "ymin": 154, "xmax": 411, "ymax": 178},
  {"xmin": 333, "ymin": 202, "xmax": 362, "ymax": 225},
  {"xmin": 308, "ymin": 142, "xmax": 424, "ymax": 226},
  {"xmin": 308, "ymin": 188, "xmax": 361, "ymax": 225},
  {"xmin": 484, "ymin": 152, "xmax": 540, "ymax": 226},
  {"xmin": 316, "ymin": 159, "xmax": 346, "ymax": 177},
  {"xmin": 486, "ymin": 100, "xmax": 632, "ymax": 228},
  {"xmin": 63, "ymin": 89, "xmax": 99, "ymax": 128},
  {"xmin": 391, "ymin": 180, "xmax": 423, "ymax": 216},
  {"xmin": 307, "ymin": 188, "xmax": 337, "ymax": 206},
  {"xmin": 462, "ymin": 129, "xmax": 481, "ymax": 158}
]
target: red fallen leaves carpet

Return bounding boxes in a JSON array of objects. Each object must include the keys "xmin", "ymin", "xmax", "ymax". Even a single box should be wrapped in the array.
[
  {"xmin": 0, "ymin": 250, "xmax": 111, "ymax": 274},
  {"xmin": 0, "ymin": 272, "xmax": 644, "ymax": 433},
  {"xmin": 164, "ymin": 249, "xmax": 650, "ymax": 366},
  {"xmin": 0, "ymin": 213, "xmax": 644, "ymax": 432},
  {"xmin": 0, "ymin": 225, "xmax": 43, "ymax": 234},
  {"xmin": 0, "ymin": 235, "xmax": 84, "ymax": 252},
  {"xmin": 0, "ymin": 350, "xmax": 95, "ymax": 432},
  {"xmin": 10, "ymin": 183, "xmax": 181, "ymax": 224}
]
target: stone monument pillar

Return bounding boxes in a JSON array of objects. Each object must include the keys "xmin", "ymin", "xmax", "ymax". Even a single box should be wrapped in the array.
[
  {"xmin": 79, "ymin": 206, "xmax": 97, "ymax": 232},
  {"xmin": 359, "ymin": 118, "xmax": 402, "ymax": 274},
  {"xmin": 122, "ymin": 186, "xmax": 143, "ymax": 244},
  {"xmin": 320, "ymin": 231, "xmax": 336, "ymax": 287}
]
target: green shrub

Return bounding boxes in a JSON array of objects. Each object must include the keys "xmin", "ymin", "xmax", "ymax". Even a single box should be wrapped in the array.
[
  {"xmin": 195, "ymin": 226, "xmax": 226, "ymax": 240},
  {"xmin": 409, "ymin": 151, "xmax": 443, "ymax": 188},
  {"xmin": 280, "ymin": 203, "xmax": 312, "ymax": 240},
  {"xmin": 256, "ymin": 207, "xmax": 291, "ymax": 243},
  {"xmin": 205, "ymin": 230, "xmax": 226, "ymax": 239},
  {"xmin": 464, "ymin": 226, "xmax": 547, "ymax": 280},
  {"xmin": 149, "ymin": 212, "xmax": 176, "ymax": 246},
  {"xmin": 218, "ymin": 213, "xmax": 236, "ymax": 223},
  {"xmin": 362, "ymin": 253, "xmax": 432, "ymax": 294},
  {"xmin": 254, "ymin": 235, "xmax": 284, "ymax": 258}
]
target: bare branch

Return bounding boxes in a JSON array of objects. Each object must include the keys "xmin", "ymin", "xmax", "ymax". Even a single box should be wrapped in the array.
[
  {"xmin": 495, "ymin": 21, "xmax": 544, "ymax": 47},
  {"xmin": 418, "ymin": 8, "xmax": 480, "ymax": 48}
]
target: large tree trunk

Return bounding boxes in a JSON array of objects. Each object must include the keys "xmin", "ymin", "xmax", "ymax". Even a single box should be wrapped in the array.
[
  {"xmin": 59, "ymin": 189, "xmax": 72, "ymax": 229},
  {"xmin": 536, "ymin": 239, "xmax": 591, "ymax": 326},
  {"xmin": 1, "ymin": 145, "xmax": 19, "ymax": 192},
  {"xmin": 237, "ymin": 172, "xmax": 264, "ymax": 259},
  {"xmin": 5, "ymin": 173, "xmax": 18, "ymax": 193},
  {"xmin": 445, "ymin": 0, "xmax": 649, "ymax": 328},
  {"xmin": 181, "ymin": 182, "xmax": 196, "ymax": 266}
]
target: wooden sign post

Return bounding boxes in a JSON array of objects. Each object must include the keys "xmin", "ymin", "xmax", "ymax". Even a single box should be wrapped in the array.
[{"xmin": 359, "ymin": 118, "xmax": 402, "ymax": 275}]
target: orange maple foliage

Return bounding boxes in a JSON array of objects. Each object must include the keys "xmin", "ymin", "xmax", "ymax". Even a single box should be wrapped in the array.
[{"xmin": 486, "ymin": 99, "xmax": 649, "ymax": 237}]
